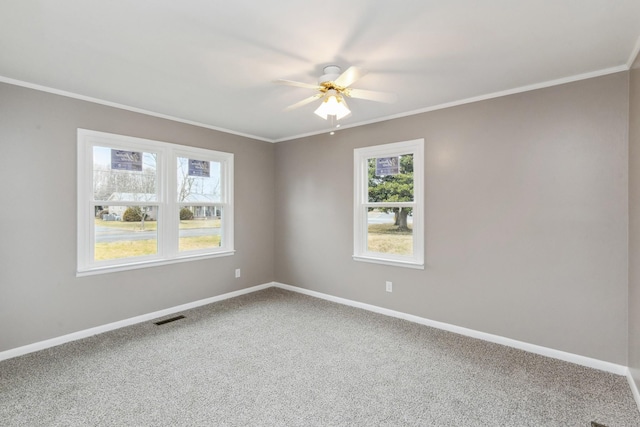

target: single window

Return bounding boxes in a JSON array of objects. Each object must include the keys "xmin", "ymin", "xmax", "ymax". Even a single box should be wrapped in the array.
[
  {"xmin": 353, "ymin": 139, "xmax": 424, "ymax": 269},
  {"xmin": 78, "ymin": 129, "xmax": 234, "ymax": 275}
]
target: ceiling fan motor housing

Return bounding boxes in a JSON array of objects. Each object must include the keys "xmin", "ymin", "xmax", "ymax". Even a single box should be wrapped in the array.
[{"xmin": 319, "ymin": 65, "xmax": 342, "ymax": 85}]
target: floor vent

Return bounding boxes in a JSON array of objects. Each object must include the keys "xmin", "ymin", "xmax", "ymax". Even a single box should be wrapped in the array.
[
  {"xmin": 154, "ymin": 315, "xmax": 185, "ymax": 326},
  {"xmin": 591, "ymin": 422, "xmax": 608, "ymax": 427}
]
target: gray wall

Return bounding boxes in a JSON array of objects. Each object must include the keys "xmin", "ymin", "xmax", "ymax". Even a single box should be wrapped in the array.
[
  {"xmin": 1, "ymin": 71, "xmax": 633, "ymax": 367},
  {"xmin": 0, "ymin": 83, "xmax": 275, "ymax": 352},
  {"xmin": 275, "ymin": 73, "xmax": 629, "ymax": 365},
  {"xmin": 630, "ymin": 53, "xmax": 640, "ymax": 387}
]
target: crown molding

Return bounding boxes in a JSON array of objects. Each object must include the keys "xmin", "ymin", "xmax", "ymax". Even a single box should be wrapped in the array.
[
  {"xmin": 1, "ymin": 62, "xmax": 632, "ymax": 145},
  {"xmin": 0, "ymin": 75, "xmax": 273, "ymax": 143},
  {"xmin": 274, "ymin": 65, "xmax": 629, "ymax": 142},
  {"xmin": 628, "ymin": 34, "xmax": 640, "ymax": 69}
]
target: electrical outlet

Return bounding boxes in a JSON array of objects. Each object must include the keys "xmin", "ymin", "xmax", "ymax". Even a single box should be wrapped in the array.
[
  {"xmin": 386, "ymin": 281, "xmax": 392, "ymax": 292},
  {"xmin": 235, "ymin": 268, "xmax": 241, "ymax": 278}
]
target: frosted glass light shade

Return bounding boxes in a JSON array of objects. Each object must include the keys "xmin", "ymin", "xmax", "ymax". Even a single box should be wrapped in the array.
[{"xmin": 314, "ymin": 93, "xmax": 351, "ymax": 120}]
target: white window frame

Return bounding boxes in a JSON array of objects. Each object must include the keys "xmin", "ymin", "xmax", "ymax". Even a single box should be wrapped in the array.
[
  {"xmin": 353, "ymin": 139, "xmax": 424, "ymax": 269},
  {"xmin": 77, "ymin": 129, "xmax": 234, "ymax": 276}
]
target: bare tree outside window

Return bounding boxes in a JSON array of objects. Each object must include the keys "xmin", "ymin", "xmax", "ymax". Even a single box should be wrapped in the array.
[
  {"xmin": 92, "ymin": 148, "xmax": 157, "ymax": 230},
  {"xmin": 79, "ymin": 129, "xmax": 235, "ymax": 273}
]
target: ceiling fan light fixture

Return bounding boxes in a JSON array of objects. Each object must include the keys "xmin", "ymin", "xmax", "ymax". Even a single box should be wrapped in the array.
[
  {"xmin": 314, "ymin": 90, "xmax": 351, "ymax": 120},
  {"xmin": 278, "ymin": 65, "xmax": 393, "ymax": 120}
]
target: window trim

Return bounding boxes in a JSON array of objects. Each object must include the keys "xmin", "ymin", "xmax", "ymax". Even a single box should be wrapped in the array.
[
  {"xmin": 77, "ymin": 129, "xmax": 234, "ymax": 276},
  {"xmin": 353, "ymin": 139, "xmax": 424, "ymax": 269}
]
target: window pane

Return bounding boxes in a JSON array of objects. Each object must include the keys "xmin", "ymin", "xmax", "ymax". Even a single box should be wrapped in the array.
[
  {"xmin": 367, "ymin": 208, "xmax": 413, "ymax": 256},
  {"xmin": 93, "ymin": 146, "xmax": 157, "ymax": 202},
  {"xmin": 179, "ymin": 206, "xmax": 222, "ymax": 252},
  {"xmin": 177, "ymin": 157, "xmax": 222, "ymax": 203},
  {"xmin": 368, "ymin": 153, "xmax": 414, "ymax": 203},
  {"xmin": 94, "ymin": 206, "xmax": 158, "ymax": 261}
]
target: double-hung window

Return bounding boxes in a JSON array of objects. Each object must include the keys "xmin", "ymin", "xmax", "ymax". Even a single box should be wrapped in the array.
[
  {"xmin": 353, "ymin": 139, "xmax": 424, "ymax": 269},
  {"xmin": 77, "ymin": 129, "xmax": 234, "ymax": 275}
]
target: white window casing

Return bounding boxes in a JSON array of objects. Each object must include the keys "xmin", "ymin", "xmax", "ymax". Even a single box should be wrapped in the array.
[
  {"xmin": 77, "ymin": 129, "xmax": 234, "ymax": 276},
  {"xmin": 353, "ymin": 139, "xmax": 424, "ymax": 269}
]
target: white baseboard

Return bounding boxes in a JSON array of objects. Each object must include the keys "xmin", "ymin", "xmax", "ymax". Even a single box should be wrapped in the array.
[
  {"xmin": 3, "ymin": 280, "xmax": 638, "ymax": 413},
  {"xmin": 272, "ymin": 282, "xmax": 628, "ymax": 376},
  {"xmin": 0, "ymin": 280, "xmax": 631, "ymax": 379},
  {"xmin": 0, "ymin": 283, "xmax": 272, "ymax": 362}
]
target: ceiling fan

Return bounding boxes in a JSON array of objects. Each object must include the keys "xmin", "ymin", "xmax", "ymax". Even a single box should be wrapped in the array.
[{"xmin": 275, "ymin": 65, "xmax": 397, "ymax": 121}]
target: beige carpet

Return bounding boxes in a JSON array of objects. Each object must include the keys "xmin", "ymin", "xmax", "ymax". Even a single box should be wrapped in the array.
[{"xmin": 1, "ymin": 287, "xmax": 638, "ymax": 426}]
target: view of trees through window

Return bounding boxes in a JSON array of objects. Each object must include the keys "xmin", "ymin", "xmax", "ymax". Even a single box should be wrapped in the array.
[
  {"xmin": 92, "ymin": 147, "xmax": 222, "ymax": 261},
  {"xmin": 176, "ymin": 156, "xmax": 222, "ymax": 252},
  {"xmin": 367, "ymin": 153, "xmax": 414, "ymax": 255}
]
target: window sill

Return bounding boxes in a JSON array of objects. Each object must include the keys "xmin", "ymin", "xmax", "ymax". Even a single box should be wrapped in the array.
[
  {"xmin": 77, "ymin": 250, "xmax": 235, "ymax": 277},
  {"xmin": 352, "ymin": 255, "xmax": 424, "ymax": 270}
]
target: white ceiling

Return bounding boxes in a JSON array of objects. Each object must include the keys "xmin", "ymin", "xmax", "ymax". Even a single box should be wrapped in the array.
[{"xmin": 1, "ymin": 1, "xmax": 639, "ymax": 142}]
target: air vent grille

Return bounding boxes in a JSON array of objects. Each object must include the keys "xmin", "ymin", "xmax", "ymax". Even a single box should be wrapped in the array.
[{"xmin": 154, "ymin": 315, "xmax": 185, "ymax": 326}]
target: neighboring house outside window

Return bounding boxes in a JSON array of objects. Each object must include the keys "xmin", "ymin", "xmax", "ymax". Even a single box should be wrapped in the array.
[{"xmin": 77, "ymin": 129, "xmax": 234, "ymax": 276}]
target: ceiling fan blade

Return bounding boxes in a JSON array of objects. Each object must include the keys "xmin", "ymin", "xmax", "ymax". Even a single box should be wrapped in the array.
[
  {"xmin": 340, "ymin": 95, "xmax": 351, "ymax": 113},
  {"xmin": 283, "ymin": 94, "xmax": 323, "ymax": 111},
  {"xmin": 334, "ymin": 66, "xmax": 367, "ymax": 88},
  {"xmin": 274, "ymin": 79, "xmax": 320, "ymax": 90},
  {"xmin": 346, "ymin": 88, "xmax": 397, "ymax": 103}
]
